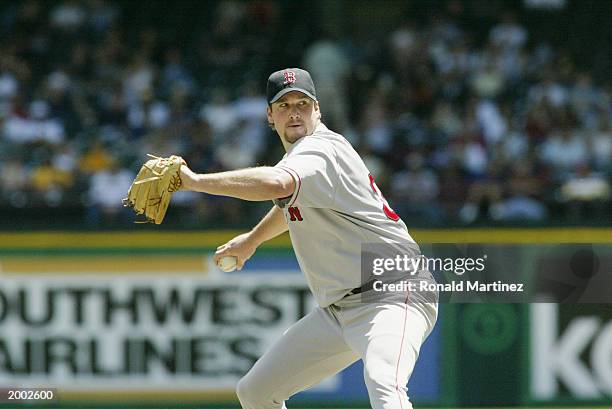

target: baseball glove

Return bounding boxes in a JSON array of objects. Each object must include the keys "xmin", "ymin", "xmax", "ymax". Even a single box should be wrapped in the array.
[{"xmin": 123, "ymin": 154, "xmax": 186, "ymax": 224}]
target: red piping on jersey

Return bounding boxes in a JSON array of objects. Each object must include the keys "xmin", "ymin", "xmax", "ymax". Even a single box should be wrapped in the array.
[
  {"xmin": 395, "ymin": 295, "xmax": 410, "ymax": 409},
  {"xmin": 277, "ymin": 166, "xmax": 301, "ymax": 207}
]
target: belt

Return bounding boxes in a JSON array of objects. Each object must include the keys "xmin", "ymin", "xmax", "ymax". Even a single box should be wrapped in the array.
[{"xmin": 345, "ymin": 279, "xmax": 377, "ymax": 297}]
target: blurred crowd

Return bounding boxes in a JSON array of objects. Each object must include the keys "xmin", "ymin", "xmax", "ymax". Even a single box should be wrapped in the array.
[{"xmin": 0, "ymin": 0, "xmax": 610, "ymax": 228}]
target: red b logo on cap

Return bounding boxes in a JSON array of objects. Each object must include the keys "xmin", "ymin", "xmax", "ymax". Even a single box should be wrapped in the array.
[{"xmin": 283, "ymin": 71, "xmax": 296, "ymax": 85}]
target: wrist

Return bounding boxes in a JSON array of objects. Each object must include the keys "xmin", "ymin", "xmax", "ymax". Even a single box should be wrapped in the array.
[
  {"xmin": 180, "ymin": 166, "xmax": 200, "ymax": 191},
  {"xmin": 247, "ymin": 229, "xmax": 265, "ymax": 248}
]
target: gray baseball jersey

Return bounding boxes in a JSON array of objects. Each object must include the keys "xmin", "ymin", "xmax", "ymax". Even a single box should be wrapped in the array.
[
  {"xmin": 240, "ymin": 70, "xmax": 438, "ymax": 409},
  {"xmin": 274, "ymin": 122, "xmax": 422, "ymax": 308}
]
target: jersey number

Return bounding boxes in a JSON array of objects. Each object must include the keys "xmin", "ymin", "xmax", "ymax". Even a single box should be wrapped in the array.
[{"xmin": 369, "ymin": 174, "xmax": 399, "ymax": 221}]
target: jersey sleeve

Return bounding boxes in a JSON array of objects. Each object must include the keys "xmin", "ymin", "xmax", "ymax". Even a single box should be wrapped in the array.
[{"xmin": 274, "ymin": 140, "xmax": 338, "ymax": 209}]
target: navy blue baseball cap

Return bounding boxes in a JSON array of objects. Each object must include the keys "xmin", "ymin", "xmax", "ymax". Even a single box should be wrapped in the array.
[{"xmin": 267, "ymin": 68, "xmax": 317, "ymax": 104}]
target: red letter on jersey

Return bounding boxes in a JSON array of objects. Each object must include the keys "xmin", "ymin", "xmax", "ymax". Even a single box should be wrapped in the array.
[
  {"xmin": 288, "ymin": 206, "xmax": 303, "ymax": 221},
  {"xmin": 369, "ymin": 174, "xmax": 400, "ymax": 221}
]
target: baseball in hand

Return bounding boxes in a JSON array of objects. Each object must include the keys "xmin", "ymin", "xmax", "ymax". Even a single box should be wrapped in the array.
[{"xmin": 218, "ymin": 256, "xmax": 237, "ymax": 272}]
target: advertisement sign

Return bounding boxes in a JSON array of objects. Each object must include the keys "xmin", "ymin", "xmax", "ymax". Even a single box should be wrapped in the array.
[
  {"xmin": 0, "ymin": 273, "xmax": 313, "ymax": 392},
  {"xmin": 0, "ymin": 270, "xmax": 442, "ymax": 405},
  {"xmin": 530, "ymin": 303, "xmax": 612, "ymax": 402}
]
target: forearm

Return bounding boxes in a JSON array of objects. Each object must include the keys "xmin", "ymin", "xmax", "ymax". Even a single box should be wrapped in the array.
[
  {"xmin": 249, "ymin": 205, "xmax": 288, "ymax": 246},
  {"xmin": 181, "ymin": 166, "xmax": 294, "ymax": 201},
  {"xmin": 213, "ymin": 206, "xmax": 288, "ymax": 269}
]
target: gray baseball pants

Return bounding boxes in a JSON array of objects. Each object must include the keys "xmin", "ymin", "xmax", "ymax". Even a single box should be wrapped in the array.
[{"xmin": 236, "ymin": 294, "xmax": 438, "ymax": 409}]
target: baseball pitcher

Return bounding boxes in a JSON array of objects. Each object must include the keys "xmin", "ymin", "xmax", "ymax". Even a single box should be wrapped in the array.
[{"xmin": 132, "ymin": 68, "xmax": 438, "ymax": 409}]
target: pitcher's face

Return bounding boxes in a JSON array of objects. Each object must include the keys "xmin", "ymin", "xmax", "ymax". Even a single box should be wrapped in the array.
[{"xmin": 267, "ymin": 91, "xmax": 320, "ymax": 145}]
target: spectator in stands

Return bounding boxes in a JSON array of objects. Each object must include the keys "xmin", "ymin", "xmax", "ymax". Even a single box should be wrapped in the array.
[
  {"xmin": 199, "ymin": 87, "xmax": 237, "ymax": 139},
  {"xmin": 489, "ymin": 11, "xmax": 527, "ymax": 51},
  {"xmin": 459, "ymin": 160, "xmax": 505, "ymax": 224},
  {"xmin": 86, "ymin": 158, "xmax": 134, "ymax": 226},
  {"xmin": 560, "ymin": 163, "xmax": 610, "ymax": 222},
  {"xmin": 589, "ymin": 119, "xmax": 611, "ymax": 172},
  {"xmin": 390, "ymin": 152, "xmax": 443, "ymax": 224},
  {"xmin": 78, "ymin": 140, "xmax": 113, "ymax": 174},
  {"xmin": 0, "ymin": 158, "xmax": 28, "ymax": 207},
  {"xmin": 303, "ymin": 32, "xmax": 351, "ymax": 132},
  {"xmin": 30, "ymin": 157, "xmax": 73, "ymax": 206},
  {"xmin": 539, "ymin": 126, "xmax": 589, "ymax": 180},
  {"xmin": 0, "ymin": 1, "xmax": 609, "ymax": 227},
  {"xmin": 495, "ymin": 160, "xmax": 547, "ymax": 222}
]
